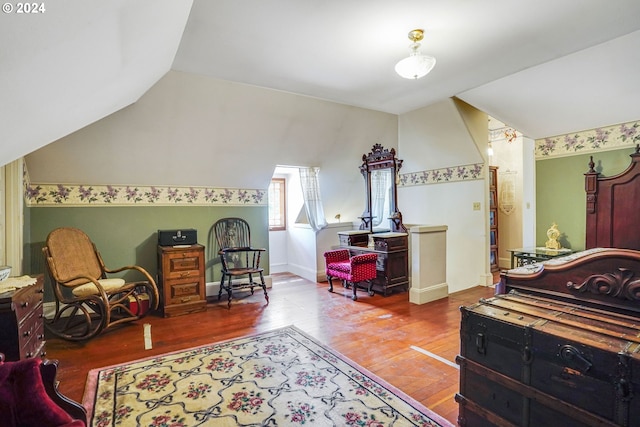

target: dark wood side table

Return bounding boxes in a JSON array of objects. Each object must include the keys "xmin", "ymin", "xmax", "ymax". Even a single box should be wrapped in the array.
[
  {"xmin": 0, "ymin": 275, "xmax": 46, "ymax": 360},
  {"xmin": 157, "ymin": 244, "xmax": 206, "ymax": 317},
  {"xmin": 342, "ymin": 232, "xmax": 409, "ymax": 296}
]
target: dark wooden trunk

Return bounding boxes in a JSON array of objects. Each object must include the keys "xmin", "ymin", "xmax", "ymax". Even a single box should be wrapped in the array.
[{"xmin": 457, "ymin": 293, "xmax": 640, "ymax": 427}]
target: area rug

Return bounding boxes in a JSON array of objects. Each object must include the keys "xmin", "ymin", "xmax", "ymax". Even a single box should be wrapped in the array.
[{"xmin": 83, "ymin": 325, "xmax": 452, "ymax": 426}]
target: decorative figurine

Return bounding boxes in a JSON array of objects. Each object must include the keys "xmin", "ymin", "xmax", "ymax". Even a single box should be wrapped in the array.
[{"xmin": 545, "ymin": 223, "xmax": 562, "ymax": 250}]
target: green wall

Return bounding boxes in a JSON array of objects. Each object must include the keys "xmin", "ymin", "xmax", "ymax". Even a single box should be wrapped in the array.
[
  {"xmin": 536, "ymin": 147, "xmax": 636, "ymax": 250},
  {"xmin": 26, "ymin": 206, "xmax": 269, "ymax": 298}
]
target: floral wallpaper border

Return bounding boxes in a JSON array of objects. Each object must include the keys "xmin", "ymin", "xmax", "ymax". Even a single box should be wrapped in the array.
[
  {"xmin": 535, "ymin": 120, "xmax": 640, "ymax": 159},
  {"xmin": 24, "ymin": 178, "xmax": 267, "ymax": 208},
  {"xmin": 398, "ymin": 163, "xmax": 484, "ymax": 187}
]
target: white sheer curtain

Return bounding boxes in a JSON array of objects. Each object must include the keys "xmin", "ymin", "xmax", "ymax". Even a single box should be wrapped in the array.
[
  {"xmin": 371, "ymin": 169, "xmax": 391, "ymax": 228},
  {"xmin": 299, "ymin": 167, "xmax": 328, "ymax": 232}
]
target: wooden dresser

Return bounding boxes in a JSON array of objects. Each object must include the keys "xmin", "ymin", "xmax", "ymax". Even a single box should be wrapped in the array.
[
  {"xmin": 341, "ymin": 232, "xmax": 409, "ymax": 295},
  {"xmin": 157, "ymin": 244, "xmax": 207, "ymax": 317},
  {"xmin": 0, "ymin": 276, "xmax": 46, "ymax": 361}
]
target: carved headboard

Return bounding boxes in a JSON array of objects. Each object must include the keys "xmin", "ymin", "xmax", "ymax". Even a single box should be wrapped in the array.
[{"xmin": 585, "ymin": 145, "xmax": 640, "ymax": 250}]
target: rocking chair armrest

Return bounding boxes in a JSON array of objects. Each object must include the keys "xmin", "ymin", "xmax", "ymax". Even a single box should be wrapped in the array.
[
  {"xmin": 103, "ymin": 264, "xmax": 142, "ymax": 274},
  {"xmin": 57, "ymin": 274, "xmax": 104, "ymax": 289},
  {"xmin": 103, "ymin": 264, "xmax": 156, "ymax": 284}
]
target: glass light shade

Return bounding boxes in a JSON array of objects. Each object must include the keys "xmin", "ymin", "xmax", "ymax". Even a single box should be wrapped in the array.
[{"xmin": 395, "ymin": 53, "xmax": 436, "ymax": 80}]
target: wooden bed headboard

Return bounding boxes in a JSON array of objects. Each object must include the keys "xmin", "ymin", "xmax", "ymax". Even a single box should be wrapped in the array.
[{"xmin": 585, "ymin": 144, "xmax": 640, "ymax": 250}]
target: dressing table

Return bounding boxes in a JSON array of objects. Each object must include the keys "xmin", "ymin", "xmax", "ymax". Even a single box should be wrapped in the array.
[{"xmin": 337, "ymin": 144, "xmax": 409, "ymax": 295}]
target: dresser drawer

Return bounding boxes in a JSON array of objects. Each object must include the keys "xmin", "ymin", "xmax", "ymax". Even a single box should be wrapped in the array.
[
  {"xmin": 166, "ymin": 252, "xmax": 200, "ymax": 273},
  {"xmin": 13, "ymin": 283, "xmax": 44, "ymax": 321},
  {"xmin": 22, "ymin": 339, "xmax": 46, "ymax": 359},
  {"xmin": 18, "ymin": 304, "xmax": 44, "ymax": 350},
  {"xmin": 0, "ymin": 277, "xmax": 46, "ymax": 361},
  {"xmin": 19, "ymin": 310, "xmax": 45, "ymax": 359},
  {"xmin": 165, "ymin": 277, "xmax": 204, "ymax": 305}
]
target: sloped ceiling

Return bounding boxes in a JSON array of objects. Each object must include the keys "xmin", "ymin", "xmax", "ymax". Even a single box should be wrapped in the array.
[
  {"xmin": 0, "ymin": 0, "xmax": 193, "ymax": 166},
  {"xmin": 3, "ymin": 0, "xmax": 640, "ymax": 167}
]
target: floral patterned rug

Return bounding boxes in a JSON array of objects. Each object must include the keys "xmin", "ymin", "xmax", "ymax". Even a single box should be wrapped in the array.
[{"xmin": 83, "ymin": 326, "xmax": 452, "ymax": 426}]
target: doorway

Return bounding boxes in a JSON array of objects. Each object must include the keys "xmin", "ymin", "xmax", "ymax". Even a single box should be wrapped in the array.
[{"xmin": 268, "ymin": 166, "xmax": 304, "ymax": 275}]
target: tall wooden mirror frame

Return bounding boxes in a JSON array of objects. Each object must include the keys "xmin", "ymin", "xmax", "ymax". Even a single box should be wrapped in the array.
[{"xmin": 359, "ymin": 143, "xmax": 407, "ymax": 233}]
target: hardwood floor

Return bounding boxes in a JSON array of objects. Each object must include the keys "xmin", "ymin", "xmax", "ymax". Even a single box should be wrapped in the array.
[{"xmin": 46, "ymin": 273, "xmax": 497, "ymax": 426}]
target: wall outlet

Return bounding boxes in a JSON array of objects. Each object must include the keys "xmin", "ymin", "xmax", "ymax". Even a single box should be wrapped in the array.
[{"xmin": 473, "ymin": 202, "xmax": 481, "ymax": 210}]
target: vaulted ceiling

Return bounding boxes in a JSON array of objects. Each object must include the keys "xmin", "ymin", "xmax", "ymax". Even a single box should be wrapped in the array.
[{"xmin": 3, "ymin": 0, "xmax": 640, "ymax": 166}]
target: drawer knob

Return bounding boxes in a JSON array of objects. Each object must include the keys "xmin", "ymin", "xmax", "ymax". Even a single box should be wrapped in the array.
[
  {"xmin": 21, "ymin": 301, "xmax": 29, "ymax": 308},
  {"xmin": 23, "ymin": 330, "xmax": 31, "ymax": 337}
]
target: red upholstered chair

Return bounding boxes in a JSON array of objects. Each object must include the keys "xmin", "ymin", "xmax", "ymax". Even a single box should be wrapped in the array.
[
  {"xmin": 0, "ymin": 353, "xmax": 86, "ymax": 426},
  {"xmin": 324, "ymin": 249, "xmax": 378, "ymax": 301}
]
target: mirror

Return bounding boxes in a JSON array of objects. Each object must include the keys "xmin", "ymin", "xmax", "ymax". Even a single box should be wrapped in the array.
[{"xmin": 359, "ymin": 144, "xmax": 407, "ymax": 233}]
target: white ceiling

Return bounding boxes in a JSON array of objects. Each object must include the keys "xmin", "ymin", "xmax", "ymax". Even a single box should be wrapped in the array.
[
  {"xmin": 173, "ymin": 0, "xmax": 640, "ymax": 139},
  {"xmin": 3, "ymin": 0, "xmax": 640, "ymax": 166}
]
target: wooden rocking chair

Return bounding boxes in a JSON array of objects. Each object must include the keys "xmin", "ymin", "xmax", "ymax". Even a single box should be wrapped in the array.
[{"xmin": 42, "ymin": 227, "xmax": 159, "ymax": 341}]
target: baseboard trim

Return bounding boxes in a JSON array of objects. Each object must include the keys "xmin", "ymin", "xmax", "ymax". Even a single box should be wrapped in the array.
[{"xmin": 409, "ymin": 282, "xmax": 448, "ymax": 305}]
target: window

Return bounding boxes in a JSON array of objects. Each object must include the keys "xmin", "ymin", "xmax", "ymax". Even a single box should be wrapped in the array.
[{"xmin": 268, "ymin": 178, "xmax": 286, "ymax": 231}]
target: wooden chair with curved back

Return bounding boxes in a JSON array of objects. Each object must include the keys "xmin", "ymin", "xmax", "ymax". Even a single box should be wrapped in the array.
[
  {"xmin": 213, "ymin": 218, "xmax": 268, "ymax": 308},
  {"xmin": 42, "ymin": 227, "xmax": 159, "ymax": 341}
]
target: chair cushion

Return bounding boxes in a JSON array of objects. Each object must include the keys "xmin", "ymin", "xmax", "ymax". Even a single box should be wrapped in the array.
[
  {"xmin": 0, "ymin": 358, "xmax": 84, "ymax": 427},
  {"xmin": 71, "ymin": 278, "xmax": 126, "ymax": 297},
  {"xmin": 326, "ymin": 261, "xmax": 351, "ymax": 274}
]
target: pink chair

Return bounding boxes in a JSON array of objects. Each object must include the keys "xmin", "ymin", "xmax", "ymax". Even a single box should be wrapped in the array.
[{"xmin": 324, "ymin": 249, "xmax": 378, "ymax": 300}]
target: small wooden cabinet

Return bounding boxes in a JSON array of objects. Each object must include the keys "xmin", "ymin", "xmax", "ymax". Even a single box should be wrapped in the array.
[
  {"xmin": 157, "ymin": 244, "xmax": 207, "ymax": 317},
  {"xmin": 0, "ymin": 276, "xmax": 46, "ymax": 361}
]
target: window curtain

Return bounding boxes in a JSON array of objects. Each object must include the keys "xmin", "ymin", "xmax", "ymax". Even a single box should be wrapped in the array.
[
  {"xmin": 299, "ymin": 167, "xmax": 328, "ymax": 232},
  {"xmin": 371, "ymin": 169, "xmax": 391, "ymax": 228}
]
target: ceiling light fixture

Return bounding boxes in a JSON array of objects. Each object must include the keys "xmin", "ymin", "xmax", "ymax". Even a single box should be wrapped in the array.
[{"xmin": 395, "ymin": 29, "xmax": 436, "ymax": 80}]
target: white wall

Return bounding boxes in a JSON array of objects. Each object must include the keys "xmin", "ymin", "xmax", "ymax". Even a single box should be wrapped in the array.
[
  {"xmin": 398, "ymin": 99, "xmax": 489, "ymax": 293},
  {"xmin": 400, "ymin": 181, "xmax": 487, "ymax": 293},
  {"xmin": 26, "ymin": 71, "xmax": 397, "ymax": 225},
  {"xmin": 27, "ymin": 70, "xmax": 497, "ymax": 291},
  {"xmin": 283, "ymin": 222, "xmax": 356, "ymax": 282}
]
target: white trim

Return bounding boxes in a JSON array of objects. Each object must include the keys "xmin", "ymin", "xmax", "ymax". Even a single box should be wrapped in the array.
[{"xmin": 5, "ymin": 159, "xmax": 23, "ymax": 274}]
